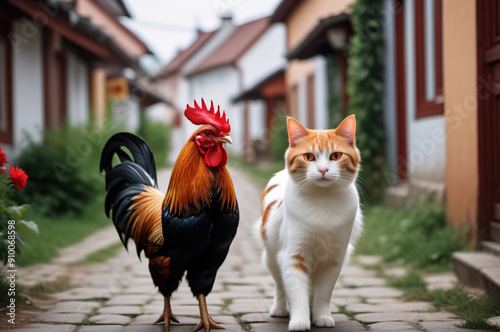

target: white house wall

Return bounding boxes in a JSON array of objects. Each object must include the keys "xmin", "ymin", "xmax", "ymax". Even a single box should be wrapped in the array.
[
  {"xmin": 238, "ymin": 24, "xmax": 286, "ymax": 90},
  {"xmin": 404, "ymin": 0, "xmax": 446, "ymax": 183},
  {"xmin": 249, "ymin": 99, "xmax": 265, "ymax": 141},
  {"xmin": 298, "ymin": 78, "xmax": 307, "ymax": 126},
  {"xmin": 125, "ymin": 97, "xmax": 140, "ymax": 132},
  {"xmin": 314, "ymin": 56, "xmax": 328, "ymax": 129},
  {"xmin": 12, "ymin": 20, "xmax": 44, "ymax": 156},
  {"xmin": 237, "ymin": 23, "xmax": 285, "ymax": 150},
  {"xmin": 66, "ymin": 50, "xmax": 89, "ymax": 126}
]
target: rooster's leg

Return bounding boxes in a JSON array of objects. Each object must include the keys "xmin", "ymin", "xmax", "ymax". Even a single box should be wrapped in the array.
[
  {"xmin": 155, "ymin": 296, "xmax": 179, "ymax": 331},
  {"xmin": 194, "ymin": 294, "xmax": 224, "ymax": 331}
]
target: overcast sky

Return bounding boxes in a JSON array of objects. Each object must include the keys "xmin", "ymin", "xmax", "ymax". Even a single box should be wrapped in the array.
[{"xmin": 121, "ymin": 0, "xmax": 282, "ymax": 66}]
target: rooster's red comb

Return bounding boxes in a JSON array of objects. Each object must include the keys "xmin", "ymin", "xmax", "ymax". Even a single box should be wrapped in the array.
[{"xmin": 184, "ymin": 99, "xmax": 231, "ymax": 134}]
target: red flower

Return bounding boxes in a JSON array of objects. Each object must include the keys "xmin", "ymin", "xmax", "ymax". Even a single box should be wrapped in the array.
[
  {"xmin": 0, "ymin": 147, "xmax": 7, "ymax": 167},
  {"xmin": 10, "ymin": 166, "xmax": 28, "ymax": 190}
]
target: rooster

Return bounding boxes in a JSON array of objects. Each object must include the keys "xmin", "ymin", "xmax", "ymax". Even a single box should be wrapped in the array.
[{"xmin": 100, "ymin": 99, "xmax": 239, "ymax": 332}]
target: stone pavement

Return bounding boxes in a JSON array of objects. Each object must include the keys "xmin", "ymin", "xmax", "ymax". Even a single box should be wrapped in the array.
[{"xmin": 12, "ymin": 168, "xmax": 477, "ymax": 332}]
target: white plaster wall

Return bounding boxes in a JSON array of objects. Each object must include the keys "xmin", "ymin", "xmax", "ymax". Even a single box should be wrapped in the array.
[
  {"xmin": 188, "ymin": 66, "xmax": 243, "ymax": 154},
  {"xmin": 314, "ymin": 56, "xmax": 328, "ymax": 129},
  {"xmin": 125, "ymin": 97, "xmax": 140, "ymax": 132},
  {"xmin": 298, "ymin": 78, "xmax": 307, "ymax": 126},
  {"xmin": 145, "ymin": 103, "xmax": 175, "ymax": 124},
  {"xmin": 12, "ymin": 20, "xmax": 44, "ymax": 156},
  {"xmin": 238, "ymin": 24, "xmax": 286, "ymax": 90},
  {"xmin": 66, "ymin": 50, "xmax": 89, "ymax": 126},
  {"xmin": 404, "ymin": 0, "xmax": 446, "ymax": 183},
  {"xmin": 384, "ymin": 0, "xmax": 398, "ymax": 176},
  {"xmin": 112, "ymin": 97, "xmax": 140, "ymax": 132},
  {"xmin": 249, "ymin": 99, "xmax": 265, "ymax": 141}
]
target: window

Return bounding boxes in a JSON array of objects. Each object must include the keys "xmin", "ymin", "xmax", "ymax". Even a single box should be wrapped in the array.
[
  {"xmin": 415, "ymin": 0, "xmax": 443, "ymax": 118},
  {"xmin": 0, "ymin": 17, "xmax": 12, "ymax": 144}
]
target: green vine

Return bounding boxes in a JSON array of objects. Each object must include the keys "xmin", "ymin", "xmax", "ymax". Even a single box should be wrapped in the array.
[
  {"xmin": 326, "ymin": 54, "xmax": 344, "ymax": 129},
  {"xmin": 347, "ymin": 0, "xmax": 386, "ymax": 202}
]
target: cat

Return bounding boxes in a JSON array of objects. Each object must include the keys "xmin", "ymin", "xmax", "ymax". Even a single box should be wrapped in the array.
[{"xmin": 259, "ymin": 115, "xmax": 363, "ymax": 331}]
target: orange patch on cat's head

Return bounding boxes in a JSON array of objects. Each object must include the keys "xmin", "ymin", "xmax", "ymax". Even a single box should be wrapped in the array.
[{"xmin": 285, "ymin": 116, "xmax": 360, "ymax": 175}]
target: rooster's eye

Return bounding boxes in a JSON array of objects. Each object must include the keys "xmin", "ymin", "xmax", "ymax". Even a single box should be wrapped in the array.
[{"xmin": 204, "ymin": 131, "xmax": 212, "ymax": 137}]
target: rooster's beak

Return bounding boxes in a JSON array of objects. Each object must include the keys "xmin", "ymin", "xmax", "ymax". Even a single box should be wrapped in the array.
[{"xmin": 216, "ymin": 135, "xmax": 233, "ymax": 144}]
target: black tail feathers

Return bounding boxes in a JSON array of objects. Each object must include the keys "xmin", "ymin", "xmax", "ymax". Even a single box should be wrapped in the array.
[{"xmin": 100, "ymin": 132, "xmax": 158, "ymax": 247}]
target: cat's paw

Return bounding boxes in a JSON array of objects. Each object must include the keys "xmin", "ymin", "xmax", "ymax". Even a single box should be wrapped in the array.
[
  {"xmin": 288, "ymin": 319, "xmax": 310, "ymax": 331},
  {"xmin": 269, "ymin": 304, "xmax": 288, "ymax": 317},
  {"xmin": 313, "ymin": 315, "xmax": 335, "ymax": 327}
]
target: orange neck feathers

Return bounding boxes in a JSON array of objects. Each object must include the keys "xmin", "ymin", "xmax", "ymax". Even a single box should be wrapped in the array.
[{"xmin": 163, "ymin": 139, "xmax": 236, "ymax": 216}]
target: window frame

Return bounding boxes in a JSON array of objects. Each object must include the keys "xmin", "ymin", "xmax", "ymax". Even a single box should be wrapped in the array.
[{"xmin": 415, "ymin": 0, "xmax": 444, "ymax": 118}]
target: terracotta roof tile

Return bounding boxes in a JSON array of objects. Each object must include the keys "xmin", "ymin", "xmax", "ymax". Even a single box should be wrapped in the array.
[
  {"xmin": 155, "ymin": 31, "xmax": 216, "ymax": 79},
  {"xmin": 186, "ymin": 17, "xmax": 270, "ymax": 77}
]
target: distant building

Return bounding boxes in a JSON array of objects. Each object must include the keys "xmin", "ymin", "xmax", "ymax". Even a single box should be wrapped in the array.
[
  {"xmin": 153, "ymin": 15, "xmax": 286, "ymax": 163},
  {"xmin": 0, "ymin": 0, "xmax": 167, "ymax": 158},
  {"xmin": 270, "ymin": 0, "xmax": 354, "ymax": 130}
]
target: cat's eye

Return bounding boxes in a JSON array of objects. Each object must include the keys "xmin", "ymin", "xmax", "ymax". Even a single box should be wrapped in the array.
[
  {"xmin": 330, "ymin": 152, "xmax": 343, "ymax": 161},
  {"xmin": 303, "ymin": 153, "xmax": 315, "ymax": 162}
]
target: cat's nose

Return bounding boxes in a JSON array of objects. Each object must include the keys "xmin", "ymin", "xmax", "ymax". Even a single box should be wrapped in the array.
[{"xmin": 318, "ymin": 168, "xmax": 328, "ymax": 176}]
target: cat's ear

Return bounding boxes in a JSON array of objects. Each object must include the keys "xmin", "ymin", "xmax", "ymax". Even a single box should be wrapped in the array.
[
  {"xmin": 287, "ymin": 117, "xmax": 309, "ymax": 147},
  {"xmin": 335, "ymin": 115, "xmax": 356, "ymax": 146}
]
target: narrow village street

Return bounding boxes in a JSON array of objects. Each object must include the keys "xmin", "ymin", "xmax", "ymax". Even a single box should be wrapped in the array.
[{"xmin": 13, "ymin": 169, "xmax": 474, "ymax": 332}]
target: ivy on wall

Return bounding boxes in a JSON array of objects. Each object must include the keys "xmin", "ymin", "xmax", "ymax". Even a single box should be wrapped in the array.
[
  {"xmin": 327, "ymin": 54, "xmax": 345, "ymax": 129},
  {"xmin": 347, "ymin": 0, "xmax": 386, "ymax": 202}
]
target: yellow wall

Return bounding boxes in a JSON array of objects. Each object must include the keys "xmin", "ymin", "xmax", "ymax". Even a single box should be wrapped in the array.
[
  {"xmin": 443, "ymin": 0, "xmax": 478, "ymax": 239},
  {"xmin": 285, "ymin": 0, "xmax": 354, "ymax": 89},
  {"xmin": 286, "ymin": 0, "xmax": 354, "ymax": 50},
  {"xmin": 91, "ymin": 68, "xmax": 107, "ymax": 127}
]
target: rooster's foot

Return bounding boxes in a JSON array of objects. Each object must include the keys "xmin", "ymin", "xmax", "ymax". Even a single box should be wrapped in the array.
[
  {"xmin": 194, "ymin": 315, "xmax": 224, "ymax": 331},
  {"xmin": 155, "ymin": 296, "xmax": 179, "ymax": 331},
  {"xmin": 195, "ymin": 294, "xmax": 224, "ymax": 331}
]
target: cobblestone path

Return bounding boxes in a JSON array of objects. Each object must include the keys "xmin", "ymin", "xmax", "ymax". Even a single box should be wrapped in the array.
[{"xmin": 12, "ymin": 168, "xmax": 475, "ymax": 332}]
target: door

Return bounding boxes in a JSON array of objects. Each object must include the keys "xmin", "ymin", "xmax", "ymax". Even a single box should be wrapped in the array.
[{"xmin": 477, "ymin": 0, "xmax": 500, "ymax": 241}]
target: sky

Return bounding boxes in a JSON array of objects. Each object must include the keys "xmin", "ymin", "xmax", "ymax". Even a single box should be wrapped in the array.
[{"xmin": 121, "ymin": 0, "xmax": 282, "ymax": 68}]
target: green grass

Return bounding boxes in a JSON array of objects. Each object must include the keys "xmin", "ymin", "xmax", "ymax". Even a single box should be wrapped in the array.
[
  {"xmin": 432, "ymin": 286, "xmax": 500, "ymax": 330},
  {"xmin": 31, "ymin": 280, "xmax": 73, "ymax": 293},
  {"xmin": 16, "ymin": 194, "xmax": 110, "ymax": 267},
  {"xmin": 227, "ymin": 156, "xmax": 283, "ymax": 189},
  {"xmin": 355, "ymin": 204, "xmax": 469, "ymax": 272},
  {"xmin": 387, "ymin": 272, "xmax": 500, "ymax": 330},
  {"xmin": 386, "ymin": 271, "xmax": 432, "ymax": 302},
  {"xmin": 74, "ymin": 243, "xmax": 123, "ymax": 265}
]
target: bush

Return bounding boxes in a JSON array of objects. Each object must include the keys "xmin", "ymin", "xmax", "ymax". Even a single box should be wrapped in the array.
[
  {"xmin": 347, "ymin": 0, "xmax": 386, "ymax": 202},
  {"xmin": 270, "ymin": 114, "xmax": 288, "ymax": 162},
  {"xmin": 14, "ymin": 125, "xmax": 112, "ymax": 216},
  {"xmin": 356, "ymin": 204, "xmax": 469, "ymax": 271},
  {"xmin": 0, "ymin": 148, "xmax": 38, "ymax": 264},
  {"xmin": 138, "ymin": 113, "xmax": 171, "ymax": 167}
]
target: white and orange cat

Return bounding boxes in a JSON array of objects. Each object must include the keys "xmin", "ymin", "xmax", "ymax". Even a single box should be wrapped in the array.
[{"xmin": 260, "ymin": 116, "xmax": 363, "ymax": 331}]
